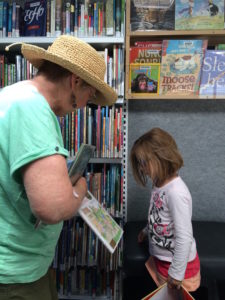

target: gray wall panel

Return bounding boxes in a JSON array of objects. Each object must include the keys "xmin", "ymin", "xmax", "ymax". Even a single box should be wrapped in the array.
[{"xmin": 127, "ymin": 100, "xmax": 225, "ymax": 222}]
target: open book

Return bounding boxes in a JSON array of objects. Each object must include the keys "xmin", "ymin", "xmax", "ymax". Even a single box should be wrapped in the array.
[
  {"xmin": 34, "ymin": 144, "xmax": 95, "ymax": 229},
  {"xmin": 78, "ymin": 190, "xmax": 123, "ymax": 254},
  {"xmin": 142, "ymin": 283, "xmax": 194, "ymax": 300}
]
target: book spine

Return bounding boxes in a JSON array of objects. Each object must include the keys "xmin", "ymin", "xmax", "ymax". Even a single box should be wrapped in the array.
[
  {"xmin": 55, "ymin": 0, "xmax": 62, "ymax": 36},
  {"xmin": 46, "ymin": 0, "xmax": 51, "ymax": 36},
  {"xmin": 51, "ymin": 0, "xmax": 56, "ymax": 36}
]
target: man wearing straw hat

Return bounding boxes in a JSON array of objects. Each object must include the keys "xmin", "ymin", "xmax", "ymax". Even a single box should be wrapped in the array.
[{"xmin": 0, "ymin": 35, "xmax": 117, "ymax": 300}]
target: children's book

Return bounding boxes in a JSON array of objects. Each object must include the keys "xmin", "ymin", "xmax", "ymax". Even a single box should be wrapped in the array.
[
  {"xmin": 216, "ymin": 44, "xmax": 225, "ymax": 50},
  {"xmin": 175, "ymin": 0, "xmax": 224, "ymax": 30},
  {"xmin": 199, "ymin": 50, "xmax": 225, "ymax": 98},
  {"xmin": 34, "ymin": 143, "xmax": 96, "ymax": 229},
  {"xmin": 130, "ymin": 41, "xmax": 162, "ymax": 64},
  {"xmin": 130, "ymin": 0, "xmax": 175, "ymax": 31},
  {"xmin": 130, "ymin": 63, "xmax": 160, "ymax": 95},
  {"xmin": 142, "ymin": 283, "xmax": 194, "ymax": 300},
  {"xmin": 78, "ymin": 190, "xmax": 123, "ymax": 254},
  {"xmin": 159, "ymin": 39, "xmax": 208, "ymax": 96}
]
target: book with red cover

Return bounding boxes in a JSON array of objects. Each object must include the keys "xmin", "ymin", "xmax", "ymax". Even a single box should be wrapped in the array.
[
  {"xmin": 142, "ymin": 283, "xmax": 194, "ymax": 300},
  {"xmin": 130, "ymin": 41, "xmax": 162, "ymax": 64}
]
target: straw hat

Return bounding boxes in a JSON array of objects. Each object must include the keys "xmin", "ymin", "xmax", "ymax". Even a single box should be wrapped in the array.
[{"xmin": 21, "ymin": 35, "xmax": 117, "ymax": 106}]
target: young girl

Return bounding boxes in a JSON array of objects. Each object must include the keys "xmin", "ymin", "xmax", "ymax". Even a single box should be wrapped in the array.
[{"xmin": 130, "ymin": 128, "xmax": 200, "ymax": 291}]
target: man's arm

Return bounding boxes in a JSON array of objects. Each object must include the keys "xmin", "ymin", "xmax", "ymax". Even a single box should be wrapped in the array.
[{"xmin": 22, "ymin": 154, "xmax": 87, "ymax": 224}]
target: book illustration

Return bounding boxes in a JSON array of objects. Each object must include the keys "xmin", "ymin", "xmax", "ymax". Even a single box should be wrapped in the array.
[
  {"xmin": 159, "ymin": 39, "xmax": 207, "ymax": 96},
  {"xmin": 199, "ymin": 50, "xmax": 225, "ymax": 97},
  {"xmin": 142, "ymin": 283, "xmax": 194, "ymax": 300},
  {"xmin": 216, "ymin": 44, "xmax": 225, "ymax": 50},
  {"xmin": 130, "ymin": 0, "xmax": 175, "ymax": 31},
  {"xmin": 130, "ymin": 63, "xmax": 160, "ymax": 95},
  {"xmin": 23, "ymin": 0, "xmax": 47, "ymax": 36},
  {"xmin": 35, "ymin": 143, "xmax": 95, "ymax": 229},
  {"xmin": 175, "ymin": 0, "xmax": 224, "ymax": 30},
  {"xmin": 130, "ymin": 41, "xmax": 162, "ymax": 64},
  {"xmin": 78, "ymin": 190, "xmax": 123, "ymax": 254}
]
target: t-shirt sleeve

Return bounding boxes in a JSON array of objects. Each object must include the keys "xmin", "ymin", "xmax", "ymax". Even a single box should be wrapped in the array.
[{"xmin": 8, "ymin": 94, "xmax": 69, "ymax": 182}]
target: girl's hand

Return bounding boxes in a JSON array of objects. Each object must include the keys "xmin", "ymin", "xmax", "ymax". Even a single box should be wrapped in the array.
[
  {"xmin": 138, "ymin": 229, "xmax": 147, "ymax": 243},
  {"xmin": 167, "ymin": 275, "xmax": 182, "ymax": 289}
]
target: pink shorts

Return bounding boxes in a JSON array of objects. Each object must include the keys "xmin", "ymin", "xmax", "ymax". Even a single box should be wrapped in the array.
[{"xmin": 145, "ymin": 256, "xmax": 201, "ymax": 292}]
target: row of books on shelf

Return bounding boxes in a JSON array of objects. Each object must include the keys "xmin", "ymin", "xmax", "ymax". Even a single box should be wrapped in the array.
[
  {"xmin": 130, "ymin": 0, "xmax": 224, "ymax": 31},
  {"xmin": 53, "ymin": 217, "xmax": 123, "ymax": 272},
  {"xmin": 53, "ymin": 265, "xmax": 122, "ymax": 298},
  {"xmin": 129, "ymin": 39, "xmax": 225, "ymax": 97},
  {"xmin": 0, "ymin": 44, "xmax": 124, "ymax": 96},
  {"xmin": 58, "ymin": 105, "xmax": 123, "ymax": 158},
  {"xmin": 0, "ymin": 0, "xmax": 124, "ymax": 38}
]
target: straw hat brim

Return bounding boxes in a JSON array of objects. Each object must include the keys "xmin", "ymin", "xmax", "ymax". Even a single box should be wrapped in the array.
[{"xmin": 21, "ymin": 44, "xmax": 118, "ymax": 106}]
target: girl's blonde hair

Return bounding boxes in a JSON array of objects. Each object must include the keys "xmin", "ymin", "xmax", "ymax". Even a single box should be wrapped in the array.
[{"xmin": 130, "ymin": 128, "xmax": 184, "ymax": 186}]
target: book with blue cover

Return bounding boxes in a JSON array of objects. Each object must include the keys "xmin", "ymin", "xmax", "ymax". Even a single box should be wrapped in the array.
[
  {"xmin": 175, "ymin": 0, "xmax": 224, "ymax": 30},
  {"xmin": 23, "ymin": 0, "xmax": 47, "ymax": 36},
  {"xmin": 199, "ymin": 50, "xmax": 225, "ymax": 98},
  {"xmin": 159, "ymin": 39, "xmax": 208, "ymax": 96}
]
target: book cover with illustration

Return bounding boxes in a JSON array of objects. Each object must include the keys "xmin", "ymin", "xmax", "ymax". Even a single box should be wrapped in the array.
[
  {"xmin": 142, "ymin": 282, "xmax": 194, "ymax": 300},
  {"xmin": 130, "ymin": 41, "xmax": 162, "ymax": 64},
  {"xmin": 175, "ymin": 0, "xmax": 224, "ymax": 30},
  {"xmin": 130, "ymin": 63, "xmax": 160, "ymax": 95},
  {"xmin": 130, "ymin": 0, "xmax": 175, "ymax": 31},
  {"xmin": 78, "ymin": 190, "xmax": 123, "ymax": 254},
  {"xmin": 199, "ymin": 50, "xmax": 225, "ymax": 97},
  {"xmin": 159, "ymin": 40, "xmax": 208, "ymax": 96}
]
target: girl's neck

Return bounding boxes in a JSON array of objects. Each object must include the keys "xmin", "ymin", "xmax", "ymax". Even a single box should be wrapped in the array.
[{"xmin": 155, "ymin": 173, "xmax": 178, "ymax": 188}]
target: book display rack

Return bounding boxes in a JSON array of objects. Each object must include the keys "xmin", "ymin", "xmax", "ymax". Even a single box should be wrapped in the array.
[{"xmin": 126, "ymin": 0, "xmax": 225, "ymax": 100}]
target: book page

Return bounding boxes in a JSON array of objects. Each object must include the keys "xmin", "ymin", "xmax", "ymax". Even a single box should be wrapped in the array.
[{"xmin": 78, "ymin": 190, "xmax": 123, "ymax": 254}]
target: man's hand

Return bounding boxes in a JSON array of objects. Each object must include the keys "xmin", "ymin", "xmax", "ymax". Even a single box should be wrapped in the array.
[{"xmin": 167, "ymin": 274, "xmax": 182, "ymax": 289}]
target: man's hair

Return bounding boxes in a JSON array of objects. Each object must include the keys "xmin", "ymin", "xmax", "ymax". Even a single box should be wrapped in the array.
[
  {"xmin": 36, "ymin": 60, "xmax": 72, "ymax": 82},
  {"xmin": 130, "ymin": 127, "xmax": 184, "ymax": 186}
]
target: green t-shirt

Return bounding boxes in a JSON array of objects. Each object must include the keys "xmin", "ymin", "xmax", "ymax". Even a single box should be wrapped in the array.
[{"xmin": 0, "ymin": 81, "xmax": 69, "ymax": 283}]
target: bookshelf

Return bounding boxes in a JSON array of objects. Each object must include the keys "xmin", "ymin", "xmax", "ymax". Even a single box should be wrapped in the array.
[
  {"xmin": 125, "ymin": 0, "xmax": 225, "ymax": 100},
  {"xmin": 0, "ymin": 1, "xmax": 127, "ymax": 300}
]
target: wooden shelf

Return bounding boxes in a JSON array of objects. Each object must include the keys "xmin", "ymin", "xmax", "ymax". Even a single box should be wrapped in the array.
[
  {"xmin": 129, "ymin": 29, "xmax": 225, "ymax": 37},
  {"xmin": 126, "ymin": 94, "xmax": 225, "ymax": 100}
]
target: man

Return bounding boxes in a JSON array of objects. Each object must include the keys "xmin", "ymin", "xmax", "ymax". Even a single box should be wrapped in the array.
[{"xmin": 0, "ymin": 35, "xmax": 117, "ymax": 300}]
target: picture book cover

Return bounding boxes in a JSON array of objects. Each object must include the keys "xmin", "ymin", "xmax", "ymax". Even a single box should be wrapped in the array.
[
  {"xmin": 130, "ymin": 41, "xmax": 162, "ymax": 64},
  {"xmin": 142, "ymin": 283, "xmax": 195, "ymax": 300},
  {"xmin": 159, "ymin": 39, "xmax": 208, "ymax": 96},
  {"xmin": 216, "ymin": 44, "xmax": 225, "ymax": 50},
  {"xmin": 130, "ymin": 63, "xmax": 160, "ymax": 95},
  {"xmin": 199, "ymin": 50, "xmax": 225, "ymax": 97},
  {"xmin": 35, "ymin": 143, "xmax": 96, "ymax": 229},
  {"xmin": 78, "ymin": 190, "xmax": 123, "ymax": 254},
  {"xmin": 130, "ymin": 0, "xmax": 175, "ymax": 31},
  {"xmin": 175, "ymin": 0, "xmax": 224, "ymax": 30},
  {"xmin": 23, "ymin": 0, "xmax": 47, "ymax": 36}
]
